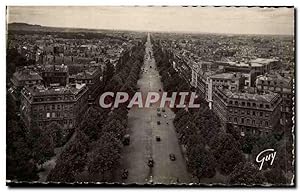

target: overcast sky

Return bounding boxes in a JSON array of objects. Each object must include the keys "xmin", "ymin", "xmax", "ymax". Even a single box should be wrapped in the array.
[{"xmin": 7, "ymin": 6, "xmax": 294, "ymax": 35}]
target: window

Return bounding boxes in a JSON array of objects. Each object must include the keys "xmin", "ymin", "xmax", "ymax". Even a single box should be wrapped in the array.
[
  {"xmin": 252, "ymin": 111, "xmax": 256, "ymax": 116},
  {"xmin": 229, "ymin": 100, "xmax": 233, "ymax": 104},
  {"xmin": 234, "ymin": 118, "xmax": 237, "ymax": 123},
  {"xmin": 260, "ymin": 112, "xmax": 263, "ymax": 117},
  {"xmin": 247, "ymin": 110, "xmax": 250, "ymax": 115},
  {"xmin": 241, "ymin": 118, "xmax": 244, "ymax": 124},
  {"xmin": 46, "ymin": 113, "xmax": 50, "ymax": 118},
  {"xmin": 52, "ymin": 104, "xmax": 55, "ymax": 110},
  {"xmin": 252, "ymin": 103, "xmax": 256, "ymax": 107},
  {"xmin": 235, "ymin": 101, "xmax": 238, "ymax": 105},
  {"xmin": 242, "ymin": 102, "xmax": 245, "ymax": 106},
  {"xmin": 247, "ymin": 102, "xmax": 250, "ymax": 107},
  {"xmin": 234, "ymin": 109, "xmax": 238, "ymax": 114},
  {"xmin": 265, "ymin": 113, "xmax": 269, "ymax": 117},
  {"xmin": 247, "ymin": 119, "xmax": 250, "ymax": 124},
  {"xmin": 252, "ymin": 120, "xmax": 255, "ymax": 125},
  {"xmin": 265, "ymin": 121, "xmax": 269, "ymax": 126},
  {"xmin": 52, "ymin": 112, "xmax": 56, "ymax": 118},
  {"xmin": 266, "ymin": 104, "xmax": 270, "ymax": 109},
  {"xmin": 260, "ymin": 104, "xmax": 263, "ymax": 108}
]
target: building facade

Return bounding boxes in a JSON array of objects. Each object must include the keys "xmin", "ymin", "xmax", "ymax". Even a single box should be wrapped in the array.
[
  {"xmin": 256, "ymin": 72, "xmax": 293, "ymax": 125},
  {"xmin": 40, "ymin": 64, "xmax": 69, "ymax": 87},
  {"xmin": 69, "ymin": 65, "xmax": 104, "ymax": 102},
  {"xmin": 20, "ymin": 83, "xmax": 88, "ymax": 134},
  {"xmin": 213, "ymin": 87, "xmax": 282, "ymax": 135},
  {"xmin": 207, "ymin": 72, "xmax": 245, "ymax": 109},
  {"xmin": 10, "ymin": 68, "xmax": 43, "ymax": 102}
]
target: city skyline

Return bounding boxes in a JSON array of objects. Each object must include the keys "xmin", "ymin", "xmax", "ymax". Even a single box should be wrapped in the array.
[{"xmin": 7, "ymin": 6, "xmax": 294, "ymax": 35}]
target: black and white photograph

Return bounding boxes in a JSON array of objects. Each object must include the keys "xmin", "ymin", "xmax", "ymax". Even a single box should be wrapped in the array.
[{"xmin": 5, "ymin": 5, "xmax": 295, "ymax": 187}]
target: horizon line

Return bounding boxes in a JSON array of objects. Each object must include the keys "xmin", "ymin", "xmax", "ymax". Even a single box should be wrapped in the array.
[{"xmin": 8, "ymin": 22, "xmax": 294, "ymax": 36}]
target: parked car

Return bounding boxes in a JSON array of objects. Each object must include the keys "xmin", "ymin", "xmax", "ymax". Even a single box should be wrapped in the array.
[
  {"xmin": 148, "ymin": 158, "xmax": 154, "ymax": 167},
  {"xmin": 157, "ymin": 112, "xmax": 161, "ymax": 117},
  {"xmin": 157, "ymin": 121, "xmax": 161, "ymax": 125},
  {"xmin": 122, "ymin": 134, "xmax": 130, "ymax": 145},
  {"xmin": 162, "ymin": 108, "xmax": 165, "ymax": 112},
  {"xmin": 122, "ymin": 169, "xmax": 129, "ymax": 179},
  {"xmin": 169, "ymin": 153, "xmax": 176, "ymax": 161},
  {"xmin": 156, "ymin": 136, "xmax": 161, "ymax": 141}
]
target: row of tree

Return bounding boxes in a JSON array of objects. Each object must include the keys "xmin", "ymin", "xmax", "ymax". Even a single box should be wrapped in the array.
[
  {"xmin": 46, "ymin": 42, "xmax": 146, "ymax": 182},
  {"xmin": 151, "ymin": 38, "xmax": 292, "ymax": 185},
  {"xmin": 7, "ymin": 93, "xmax": 56, "ymax": 181}
]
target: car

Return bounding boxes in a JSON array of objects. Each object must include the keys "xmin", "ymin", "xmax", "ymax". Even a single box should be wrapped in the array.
[
  {"xmin": 157, "ymin": 121, "xmax": 161, "ymax": 125},
  {"xmin": 122, "ymin": 134, "xmax": 130, "ymax": 145},
  {"xmin": 164, "ymin": 114, "xmax": 167, "ymax": 118},
  {"xmin": 169, "ymin": 153, "xmax": 176, "ymax": 161},
  {"xmin": 121, "ymin": 169, "xmax": 129, "ymax": 179},
  {"xmin": 157, "ymin": 108, "xmax": 160, "ymax": 112},
  {"xmin": 162, "ymin": 108, "xmax": 165, "ymax": 112},
  {"xmin": 156, "ymin": 136, "xmax": 161, "ymax": 141},
  {"xmin": 148, "ymin": 158, "xmax": 154, "ymax": 167},
  {"xmin": 157, "ymin": 112, "xmax": 161, "ymax": 117}
]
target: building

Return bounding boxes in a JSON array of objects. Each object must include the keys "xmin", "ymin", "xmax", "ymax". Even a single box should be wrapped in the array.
[
  {"xmin": 256, "ymin": 72, "xmax": 293, "ymax": 125},
  {"xmin": 207, "ymin": 72, "xmax": 245, "ymax": 109},
  {"xmin": 10, "ymin": 68, "xmax": 43, "ymax": 101},
  {"xmin": 40, "ymin": 64, "xmax": 69, "ymax": 87},
  {"xmin": 172, "ymin": 52, "xmax": 192, "ymax": 83},
  {"xmin": 20, "ymin": 83, "xmax": 89, "ymax": 134},
  {"xmin": 69, "ymin": 65, "xmax": 104, "ymax": 102},
  {"xmin": 213, "ymin": 87, "xmax": 282, "ymax": 135}
]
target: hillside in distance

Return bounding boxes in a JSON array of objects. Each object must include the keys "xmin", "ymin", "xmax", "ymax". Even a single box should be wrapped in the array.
[{"xmin": 7, "ymin": 22, "xmax": 116, "ymax": 33}]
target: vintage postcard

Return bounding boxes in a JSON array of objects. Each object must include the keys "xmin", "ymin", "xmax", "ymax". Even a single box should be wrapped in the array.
[{"xmin": 6, "ymin": 6, "xmax": 295, "ymax": 186}]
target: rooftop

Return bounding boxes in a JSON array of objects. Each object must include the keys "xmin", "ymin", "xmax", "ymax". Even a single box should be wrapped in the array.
[
  {"xmin": 210, "ymin": 72, "xmax": 242, "ymax": 80},
  {"xmin": 43, "ymin": 64, "xmax": 68, "ymax": 73},
  {"xmin": 24, "ymin": 83, "xmax": 87, "ymax": 97},
  {"xmin": 220, "ymin": 88, "xmax": 279, "ymax": 103},
  {"xmin": 13, "ymin": 69, "xmax": 43, "ymax": 81},
  {"xmin": 70, "ymin": 66, "xmax": 101, "ymax": 80},
  {"xmin": 257, "ymin": 72, "xmax": 292, "ymax": 85}
]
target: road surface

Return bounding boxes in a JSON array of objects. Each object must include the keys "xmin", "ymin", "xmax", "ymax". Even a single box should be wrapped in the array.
[{"xmin": 115, "ymin": 33, "xmax": 191, "ymax": 184}]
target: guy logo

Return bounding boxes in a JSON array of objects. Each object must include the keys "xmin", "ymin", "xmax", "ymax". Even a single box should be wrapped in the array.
[{"xmin": 256, "ymin": 148, "xmax": 277, "ymax": 171}]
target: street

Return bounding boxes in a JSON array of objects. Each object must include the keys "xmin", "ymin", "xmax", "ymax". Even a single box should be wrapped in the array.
[{"xmin": 115, "ymin": 33, "xmax": 191, "ymax": 184}]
